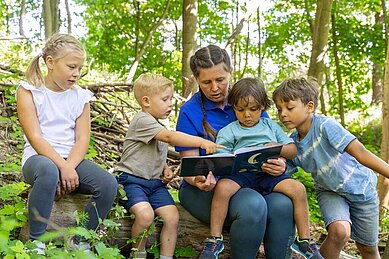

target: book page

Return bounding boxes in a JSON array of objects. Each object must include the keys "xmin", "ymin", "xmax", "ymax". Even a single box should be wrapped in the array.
[{"xmin": 233, "ymin": 146, "xmax": 265, "ymax": 156}]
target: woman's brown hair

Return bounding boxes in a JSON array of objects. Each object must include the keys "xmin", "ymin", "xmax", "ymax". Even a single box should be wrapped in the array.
[{"xmin": 190, "ymin": 45, "xmax": 232, "ymax": 140}]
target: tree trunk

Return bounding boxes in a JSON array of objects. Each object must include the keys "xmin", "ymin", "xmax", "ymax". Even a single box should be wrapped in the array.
[
  {"xmin": 307, "ymin": 0, "xmax": 333, "ymax": 86},
  {"xmin": 64, "ymin": 0, "xmax": 72, "ymax": 34},
  {"xmin": 304, "ymin": 0, "xmax": 314, "ymax": 36},
  {"xmin": 331, "ymin": 10, "xmax": 345, "ymax": 126},
  {"xmin": 19, "ymin": 0, "xmax": 26, "ymax": 37},
  {"xmin": 378, "ymin": 39, "xmax": 389, "ymax": 224},
  {"xmin": 372, "ymin": 64, "xmax": 384, "ymax": 105},
  {"xmin": 225, "ymin": 2, "xmax": 260, "ymax": 49},
  {"xmin": 181, "ymin": 0, "xmax": 198, "ymax": 98},
  {"xmin": 42, "ymin": 0, "xmax": 59, "ymax": 39},
  {"xmin": 372, "ymin": 4, "xmax": 385, "ymax": 105},
  {"xmin": 126, "ymin": 0, "xmax": 171, "ymax": 83},
  {"xmin": 257, "ymin": 7, "xmax": 262, "ymax": 78}
]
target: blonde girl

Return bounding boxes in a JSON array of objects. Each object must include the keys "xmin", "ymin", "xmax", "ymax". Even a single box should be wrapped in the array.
[{"xmin": 17, "ymin": 33, "xmax": 117, "ymax": 253}]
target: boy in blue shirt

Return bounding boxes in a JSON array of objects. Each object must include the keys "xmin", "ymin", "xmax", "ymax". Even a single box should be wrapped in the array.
[{"xmin": 273, "ymin": 77, "xmax": 389, "ymax": 259}]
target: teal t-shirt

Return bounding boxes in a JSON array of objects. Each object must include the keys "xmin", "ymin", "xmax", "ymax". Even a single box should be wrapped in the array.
[{"xmin": 216, "ymin": 118, "xmax": 294, "ymax": 153}]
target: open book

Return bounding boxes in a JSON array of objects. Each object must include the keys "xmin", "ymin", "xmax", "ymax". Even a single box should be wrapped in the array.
[{"xmin": 180, "ymin": 144, "xmax": 283, "ymax": 177}]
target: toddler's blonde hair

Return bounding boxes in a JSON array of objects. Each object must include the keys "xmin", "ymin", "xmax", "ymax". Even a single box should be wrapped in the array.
[{"xmin": 133, "ymin": 73, "xmax": 173, "ymax": 104}]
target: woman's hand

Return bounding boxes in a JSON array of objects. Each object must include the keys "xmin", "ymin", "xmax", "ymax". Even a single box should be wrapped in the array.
[
  {"xmin": 261, "ymin": 157, "xmax": 286, "ymax": 176},
  {"xmin": 194, "ymin": 172, "xmax": 217, "ymax": 191}
]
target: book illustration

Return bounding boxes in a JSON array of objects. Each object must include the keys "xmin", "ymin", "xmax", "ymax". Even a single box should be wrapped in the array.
[{"xmin": 180, "ymin": 144, "xmax": 283, "ymax": 177}]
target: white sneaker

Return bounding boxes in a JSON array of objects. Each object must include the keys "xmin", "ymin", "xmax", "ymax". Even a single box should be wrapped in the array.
[
  {"xmin": 130, "ymin": 250, "xmax": 147, "ymax": 259},
  {"xmin": 67, "ymin": 235, "xmax": 91, "ymax": 252},
  {"xmin": 31, "ymin": 240, "xmax": 46, "ymax": 255}
]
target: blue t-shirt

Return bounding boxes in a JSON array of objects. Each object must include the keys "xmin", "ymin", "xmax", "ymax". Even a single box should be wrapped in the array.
[
  {"xmin": 290, "ymin": 113, "xmax": 377, "ymax": 202},
  {"xmin": 216, "ymin": 118, "xmax": 294, "ymax": 153},
  {"xmin": 175, "ymin": 92, "xmax": 269, "ymax": 156}
]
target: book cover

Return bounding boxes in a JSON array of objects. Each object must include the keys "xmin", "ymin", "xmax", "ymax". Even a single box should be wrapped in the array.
[{"xmin": 180, "ymin": 144, "xmax": 283, "ymax": 177}]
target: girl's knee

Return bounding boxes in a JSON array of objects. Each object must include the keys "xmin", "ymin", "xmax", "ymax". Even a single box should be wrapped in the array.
[
  {"xmin": 106, "ymin": 176, "xmax": 118, "ymax": 195},
  {"xmin": 35, "ymin": 162, "xmax": 59, "ymax": 184},
  {"xmin": 96, "ymin": 173, "xmax": 118, "ymax": 197}
]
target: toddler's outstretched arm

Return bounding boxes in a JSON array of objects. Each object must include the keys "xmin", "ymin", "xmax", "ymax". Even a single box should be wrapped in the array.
[{"xmin": 155, "ymin": 129, "xmax": 225, "ymax": 154}]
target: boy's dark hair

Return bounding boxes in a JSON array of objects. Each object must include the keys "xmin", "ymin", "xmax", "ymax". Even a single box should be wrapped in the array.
[
  {"xmin": 272, "ymin": 77, "xmax": 320, "ymax": 108},
  {"xmin": 229, "ymin": 78, "xmax": 271, "ymax": 110}
]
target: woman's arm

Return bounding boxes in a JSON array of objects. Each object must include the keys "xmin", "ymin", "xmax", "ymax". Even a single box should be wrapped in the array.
[{"xmin": 180, "ymin": 149, "xmax": 217, "ymax": 191}]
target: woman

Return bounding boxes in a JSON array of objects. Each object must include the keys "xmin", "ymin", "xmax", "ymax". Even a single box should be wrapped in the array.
[{"xmin": 175, "ymin": 45, "xmax": 295, "ymax": 259}]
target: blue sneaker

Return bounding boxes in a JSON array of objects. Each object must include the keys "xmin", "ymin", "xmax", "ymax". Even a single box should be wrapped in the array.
[
  {"xmin": 199, "ymin": 236, "xmax": 224, "ymax": 259},
  {"xmin": 291, "ymin": 237, "xmax": 324, "ymax": 259}
]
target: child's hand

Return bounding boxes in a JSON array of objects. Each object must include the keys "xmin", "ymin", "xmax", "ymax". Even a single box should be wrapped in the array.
[
  {"xmin": 162, "ymin": 166, "xmax": 174, "ymax": 183},
  {"xmin": 200, "ymin": 140, "xmax": 226, "ymax": 154},
  {"xmin": 262, "ymin": 157, "xmax": 286, "ymax": 176},
  {"xmin": 59, "ymin": 165, "xmax": 79, "ymax": 194}
]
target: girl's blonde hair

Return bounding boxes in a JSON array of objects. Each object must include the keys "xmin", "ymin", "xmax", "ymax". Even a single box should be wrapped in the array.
[{"xmin": 25, "ymin": 33, "xmax": 85, "ymax": 88}]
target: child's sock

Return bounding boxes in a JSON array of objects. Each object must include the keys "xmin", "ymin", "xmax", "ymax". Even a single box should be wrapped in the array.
[{"xmin": 160, "ymin": 255, "xmax": 173, "ymax": 259}]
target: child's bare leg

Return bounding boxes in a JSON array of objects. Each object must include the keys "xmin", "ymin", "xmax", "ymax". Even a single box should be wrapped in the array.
[
  {"xmin": 273, "ymin": 179, "xmax": 310, "ymax": 238},
  {"xmin": 129, "ymin": 202, "xmax": 155, "ymax": 251},
  {"xmin": 356, "ymin": 243, "xmax": 380, "ymax": 259},
  {"xmin": 320, "ymin": 221, "xmax": 350, "ymax": 258},
  {"xmin": 155, "ymin": 205, "xmax": 179, "ymax": 257},
  {"xmin": 210, "ymin": 179, "xmax": 241, "ymax": 237}
]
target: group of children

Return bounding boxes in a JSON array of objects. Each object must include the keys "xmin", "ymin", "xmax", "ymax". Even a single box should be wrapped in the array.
[{"xmin": 18, "ymin": 32, "xmax": 389, "ymax": 259}]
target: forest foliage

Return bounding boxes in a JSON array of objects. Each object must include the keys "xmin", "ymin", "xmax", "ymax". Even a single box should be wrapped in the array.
[{"xmin": 0, "ymin": 0, "xmax": 388, "ymax": 258}]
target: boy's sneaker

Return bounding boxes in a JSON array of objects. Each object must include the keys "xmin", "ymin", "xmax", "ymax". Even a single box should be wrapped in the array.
[
  {"xmin": 291, "ymin": 237, "xmax": 324, "ymax": 259},
  {"xmin": 31, "ymin": 240, "xmax": 46, "ymax": 255},
  {"xmin": 130, "ymin": 250, "xmax": 147, "ymax": 259},
  {"xmin": 199, "ymin": 236, "xmax": 224, "ymax": 259},
  {"xmin": 67, "ymin": 235, "xmax": 91, "ymax": 252}
]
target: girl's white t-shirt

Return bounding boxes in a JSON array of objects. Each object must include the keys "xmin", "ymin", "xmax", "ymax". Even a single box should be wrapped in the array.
[{"xmin": 18, "ymin": 82, "xmax": 93, "ymax": 166}]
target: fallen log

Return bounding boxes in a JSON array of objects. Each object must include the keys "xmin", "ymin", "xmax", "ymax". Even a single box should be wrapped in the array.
[
  {"xmin": 18, "ymin": 193, "xmax": 360, "ymax": 259},
  {"xmin": 18, "ymin": 193, "xmax": 232, "ymax": 258}
]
